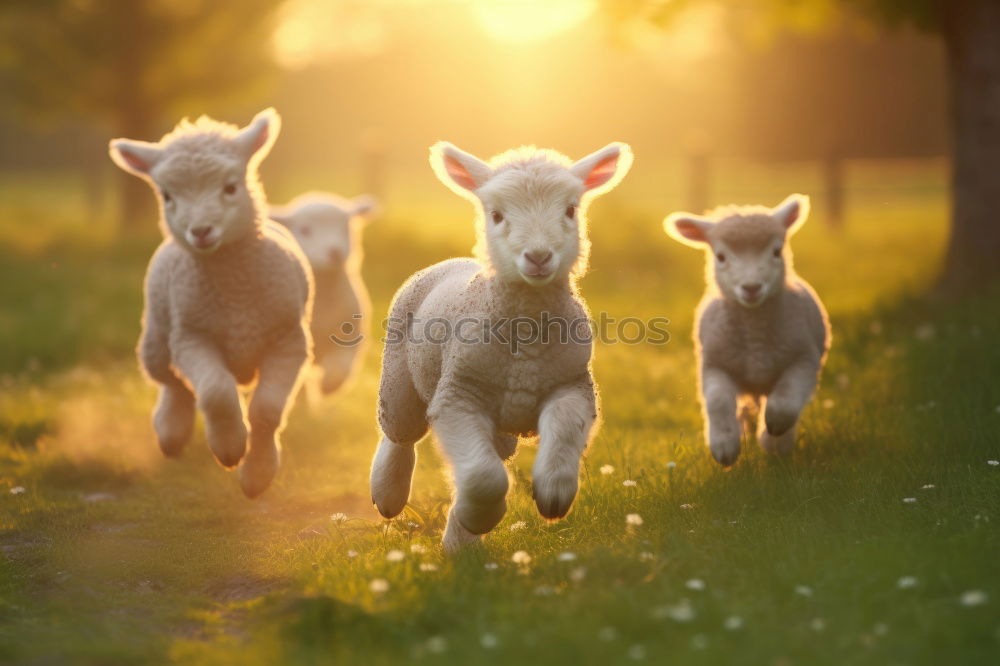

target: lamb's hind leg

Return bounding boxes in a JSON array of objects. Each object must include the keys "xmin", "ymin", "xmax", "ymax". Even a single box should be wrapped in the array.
[
  {"xmin": 760, "ymin": 361, "xmax": 819, "ymax": 456},
  {"xmin": 240, "ymin": 327, "xmax": 309, "ymax": 498},
  {"xmin": 371, "ymin": 342, "xmax": 428, "ymax": 519},
  {"xmin": 433, "ymin": 408, "xmax": 509, "ymax": 554},
  {"xmin": 533, "ymin": 381, "xmax": 596, "ymax": 520},
  {"xmin": 153, "ymin": 380, "xmax": 195, "ymax": 457}
]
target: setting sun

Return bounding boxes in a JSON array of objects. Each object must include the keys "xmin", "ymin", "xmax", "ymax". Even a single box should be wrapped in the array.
[{"xmin": 474, "ymin": 0, "xmax": 597, "ymax": 43}]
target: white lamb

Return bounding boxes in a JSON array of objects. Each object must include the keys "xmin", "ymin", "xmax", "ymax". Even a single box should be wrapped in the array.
[
  {"xmin": 664, "ymin": 194, "xmax": 831, "ymax": 466},
  {"xmin": 370, "ymin": 141, "xmax": 632, "ymax": 552},
  {"xmin": 108, "ymin": 108, "xmax": 312, "ymax": 498},
  {"xmin": 271, "ymin": 193, "xmax": 376, "ymax": 395}
]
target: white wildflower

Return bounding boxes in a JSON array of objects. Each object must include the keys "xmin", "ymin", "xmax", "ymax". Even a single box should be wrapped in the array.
[
  {"xmin": 723, "ymin": 615, "xmax": 743, "ymax": 631},
  {"xmin": 897, "ymin": 576, "xmax": 918, "ymax": 589},
  {"xmin": 509, "ymin": 520, "xmax": 527, "ymax": 531},
  {"xmin": 410, "ymin": 543, "xmax": 427, "ymax": 554},
  {"xmin": 386, "ymin": 549, "xmax": 405, "ymax": 562},
  {"xmin": 987, "ymin": 460, "xmax": 999, "ymax": 467},
  {"xmin": 426, "ymin": 636, "xmax": 447, "ymax": 654},
  {"xmin": 795, "ymin": 585, "xmax": 813, "ymax": 597},
  {"xmin": 598, "ymin": 626, "xmax": 618, "ymax": 642},
  {"xmin": 903, "ymin": 497, "xmax": 917, "ymax": 504},
  {"xmin": 569, "ymin": 566, "xmax": 587, "ymax": 582},
  {"xmin": 330, "ymin": 512, "xmax": 348, "ymax": 523},
  {"xmin": 960, "ymin": 590, "xmax": 988, "ymax": 607},
  {"xmin": 600, "ymin": 464, "xmax": 615, "ymax": 475},
  {"xmin": 810, "ymin": 618, "xmax": 826, "ymax": 632},
  {"xmin": 685, "ymin": 578, "xmax": 706, "ymax": 591},
  {"xmin": 638, "ymin": 552, "xmax": 655, "ymax": 562},
  {"xmin": 419, "ymin": 562, "xmax": 438, "ymax": 572},
  {"xmin": 557, "ymin": 551, "xmax": 577, "ymax": 562},
  {"xmin": 680, "ymin": 503, "xmax": 694, "ymax": 509},
  {"xmin": 623, "ymin": 479, "xmax": 637, "ymax": 487},
  {"xmin": 921, "ymin": 484, "xmax": 935, "ymax": 490},
  {"xmin": 9, "ymin": 486, "xmax": 25, "ymax": 495},
  {"xmin": 625, "ymin": 513, "xmax": 644, "ymax": 527},
  {"xmin": 690, "ymin": 634, "xmax": 708, "ymax": 650},
  {"xmin": 511, "ymin": 550, "xmax": 532, "ymax": 565},
  {"xmin": 369, "ymin": 578, "xmax": 389, "ymax": 594},
  {"xmin": 346, "ymin": 550, "xmax": 359, "ymax": 558},
  {"xmin": 484, "ymin": 562, "xmax": 499, "ymax": 570},
  {"xmin": 480, "ymin": 633, "xmax": 499, "ymax": 649},
  {"xmin": 627, "ymin": 644, "xmax": 646, "ymax": 660},
  {"xmin": 666, "ymin": 461, "xmax": 677, "ymax": 469}
]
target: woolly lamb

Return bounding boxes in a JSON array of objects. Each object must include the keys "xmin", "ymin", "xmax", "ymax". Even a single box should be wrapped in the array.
[
  {"xmin": 108, "ymin": 108, "xmax": 312, "ymax": 498},
  {"xmin": 271, "ymin": 193, "xmax": 376, "ymax": 395},
  {"xmin": 370, "ymin": 141, "xmax": 632, "ymax": 552},
  {"xmin": 664, "ymin": 194, "xmax": 831, "ymax": 466}
]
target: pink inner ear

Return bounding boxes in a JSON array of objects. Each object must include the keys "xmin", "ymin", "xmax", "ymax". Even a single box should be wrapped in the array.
[
  {"xmin": 444, "ymin": 155, "xmax": 478, "ymax": 191},
  {"xmin": 249, "ymin": 122, "xmax": 270, "ymax": 155},
  {"xmin": 119, "ymin": 148, "xmax": 151, "ymax": 174},
  {"xmin": 675, "ymin": 220, "xmax": 707, "ymax": 242},
  {"xmin": 583, "ymin": 153, "xmax": 619, "ymax": 190},
  {"xmin": 782, "ymin": 203, "xmax": 800, "ymax": 229}
]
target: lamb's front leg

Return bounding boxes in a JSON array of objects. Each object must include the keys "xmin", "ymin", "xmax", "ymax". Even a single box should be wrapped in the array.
[
  {"xmin": 240, "ymin": 327, "xmax": 309, "ymax": 498},
  {"xmin": 701, "ymin": 367, "xmax": 742, "ymax": 467},
  {"xmin": 433, "ymin": 408, "xmax": 509, "ymax": 553},
  {"xmin": 532, "ymin": 382, "xmax": 596, "ymax": 520},
  {"xmin": 760, "ymin": 360, "xmax": 819, "ymax": 456},
  {"xmin": 172, "ymin": 339, "xmax": 247, "ymax": 468}
]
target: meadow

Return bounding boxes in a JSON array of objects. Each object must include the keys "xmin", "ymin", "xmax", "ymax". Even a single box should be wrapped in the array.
[{"xmin": 1, "ymin": 159, "xmax": 997, "ymax": 665}]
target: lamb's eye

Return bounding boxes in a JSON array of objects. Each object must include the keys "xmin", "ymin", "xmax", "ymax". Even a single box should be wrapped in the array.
[
  {"xmin": 223, "ymin": 183, "xmax": 237, "ymax": 195},
  {"xmin": 716, "ymin": 252, "xmax": 726, "ymax": 263},
  {"xmin": 565, "ymin": 205, "xmax": 576, "ymax": 219},
  {"xmin": 773, "ymin": 246, "xmax": 782, "ymax": 257},
  {"xmin": 299, "ymin": 225, "xmax": 311, "ymax": 237},
  {"xmin": 161, "ymin": 190, "xmax": 172, "ymax": 203},
  {"xmin": 491, "ymin": 210, "xmax": 504, "ymax": 224}
]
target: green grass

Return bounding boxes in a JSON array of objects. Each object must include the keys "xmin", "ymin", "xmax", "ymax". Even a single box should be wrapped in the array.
[{"xmin": 1, "ymin": 163, "xmax": 998, "ymax": 665}]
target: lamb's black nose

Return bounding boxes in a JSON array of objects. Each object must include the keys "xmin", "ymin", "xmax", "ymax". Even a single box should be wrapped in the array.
[
  {"xmin": 742, "ymin": 283, "xmax": 762, "ymax": 296},
  {"xmin": 190, "ymin": 226, "xmax": 213, "ymax": 239}
]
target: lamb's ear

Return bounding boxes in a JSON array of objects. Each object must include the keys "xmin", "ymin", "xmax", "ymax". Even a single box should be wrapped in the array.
[
  {"xmin": 664, "ymin": 212, "xmax": 714, "ymax": 248},
  {"xmin": 108, "ymin": 139, "xmax": 163, "ymax": 177},
  {"xmin": 429, "ymin": 142, "xmax": 492, "ymax": 195},
  {"xmin": 571, "ymin": 142, "xmax": 633, "ymax": 196},
  {"xmin": 269, "ymin": 207, "xmax": 294, "ymax": 227},
  {"xmin": 234, "ymin": 107, "xmax": 281, "ymax": 164},
  {"xmin": 772, "ymin": 193, "xmax": 810, "ymax": 234},
  {"xmin": 350, "ymin": 194, "xmax": 378, "ymax": 220}
]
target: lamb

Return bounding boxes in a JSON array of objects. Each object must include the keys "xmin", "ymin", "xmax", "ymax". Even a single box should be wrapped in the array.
[
  {"xmin": 369, "ymin": 140, "xmax": 632, "ymax": 552},
  {"xmin": 664, "ymin": 194, "xmax": 831, "ymax": 466},
  {"xmin": 271, "ymin": 193, "xmax": 376, "ymax": 396},
  {"xmin": 108, "ymin": 108, "xmax": 312, "ymax": 498}
]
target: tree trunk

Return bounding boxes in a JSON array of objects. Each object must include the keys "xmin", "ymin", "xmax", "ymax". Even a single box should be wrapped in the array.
[
  {"xmin": 940, "ymin": 0, "xmax": 1000, "ymax": 291},
  {"xmin": 112, "ymin": 0, "xmax": 156, "ymax": 234}
]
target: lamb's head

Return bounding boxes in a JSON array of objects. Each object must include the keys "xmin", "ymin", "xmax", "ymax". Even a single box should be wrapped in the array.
[
  {"xmin": 271, "ymin": 194, "xmax": 376, "ymax": 271},
  {"xmin": 664, "ymin": 194, "xmax": 810, "ymax": 308},
  {"xmin": 108, "ymin": 108, "xmax": 280, "ymax": 255},
  {"xmin": 430, "ymin": 142, "xmax": 632, "ymax": 287}
]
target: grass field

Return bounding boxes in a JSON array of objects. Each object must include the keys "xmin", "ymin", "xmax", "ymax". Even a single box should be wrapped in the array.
[{"xmin": 1, "ymin": 161, "xmax": 998, "ymax": 665}]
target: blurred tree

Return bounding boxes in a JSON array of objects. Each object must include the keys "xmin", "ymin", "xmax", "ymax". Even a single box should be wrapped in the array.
[
  {"xmin": 0, "ymin": 0, "xmax": 287, "ymax": 230},
  {"xmin": 603, "ymin": 0, "xmax": 1000, "ymax": 291}
]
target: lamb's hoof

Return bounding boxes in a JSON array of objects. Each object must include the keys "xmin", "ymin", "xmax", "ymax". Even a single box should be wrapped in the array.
[
  {"xmin": 442, "ymin": 508, "xmax": 482, "ymax": 554},
  {"xmin": 532, "ymin": 471, "xmax": 578, "ymax": 520},
  {"xmin": 153, "ymin": 393, "xmax": 195, "ymax": 458},
  {"xmin": 239, "ymin": 445, "xmax": 280, "ymax": 499},
  {"xmin": 206, "ymin": 419, "xmax": 248, "ymax": 469},
  {"xmin": 764, "ymin": 409, "xmax": 796, "ymax": 437},
  {"xmin": 493, "ymin": 432, "xmax": 517, "ymax": 460},
  {"xmin": 710, "ymin": 440, "xmax": 740, "ymax": 467},
  {"xmin": 370, "ymin": 437, "xmax": 416, "ymax": 519}
]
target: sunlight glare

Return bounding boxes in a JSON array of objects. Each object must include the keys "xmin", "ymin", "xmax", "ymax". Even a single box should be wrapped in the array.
[{"xmin": 474, "ymin": 0, "xmax": 597, "ymax": 43}]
